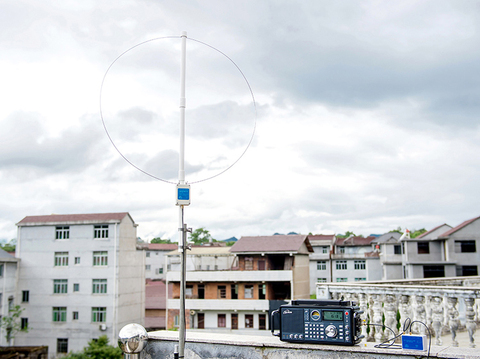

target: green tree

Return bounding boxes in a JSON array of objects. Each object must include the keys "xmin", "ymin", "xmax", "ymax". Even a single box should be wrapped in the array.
[
  {"xmin": 336, "ymin": 231, "xmax": 358, "ymax": 238},
  {"xmin": 388, "ymin": 227, "xmax": 402, "ymax": 234},
  {"xmin": 64, "ymin": 335, "xmax": 122, "ymax": 359},
  {"xmin": 410, "ymin": 228, "xmax": 427, "ymax": 238},
  {"xmin": 1, "ymin": 239, "xmax": 16, "ymax": 252},
  {"xmin": 151, "ymin": 237, "xmax": 173, "ymax": 244},
  {"xmin": 0, "ymin": 305, "xmax": 28, "ymax": 345},
  {"xmin": 189, "ymin": 228, "xmax": 215, "ymax": 245}
]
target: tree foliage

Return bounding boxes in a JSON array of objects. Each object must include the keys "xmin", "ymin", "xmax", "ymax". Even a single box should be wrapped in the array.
[
  {"xmin": 410, "ymin": 228, "xmax": 427, "ymax": 238},
  {"xmin": 150, "ymin": 238, "xmax": 174, "ymax": 244},
  {"xmin": 336, "ymin": 231, "xmax": 360, "ymax": 238},
  {"xmin": 0, "ymin": 305, "xmax": 28, "ymax": 345},
  {"xmin": 64, "ymin": 335, "xmax": 122, "ymax": 359},
  {"xmin": 189, "ymin": 228, "xmax": 215, "ymax": 245},
  {"xmin": 0, "ymin": 239, "xmax": 16, "ymax": 252}
]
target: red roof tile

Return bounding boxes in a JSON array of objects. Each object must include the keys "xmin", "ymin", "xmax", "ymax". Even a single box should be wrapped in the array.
[
  {"xmin": 230, "ymin": 235, "xmax": 313, "ymax": 253},
  {"xmin": 335, "ymin": 236, "xmax": 376, "ymax": 246},
  {"xmin": 439, "ymin": 216, "xmax": 480, "ymax": 238},
  {"xmin": 17, "ymin": 213, "xmax": 131, "ymax": 225},
  {"xmin": 148, "ymin": 243, "xmax": 178, "ymax": 251},
  {"xmin": 307, "ymin": 234, "xmax": 336, "ymax": 241}
]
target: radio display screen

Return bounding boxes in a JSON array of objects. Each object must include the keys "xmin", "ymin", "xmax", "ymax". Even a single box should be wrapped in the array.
[{"xmin": 323, "ymin": 310, "xmax": 343, "ymax": 321}]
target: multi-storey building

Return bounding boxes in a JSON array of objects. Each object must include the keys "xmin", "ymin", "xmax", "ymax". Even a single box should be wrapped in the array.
[
  {"xmin": 166, "ymin": 234, "xmax": 312, "ymax": 332},
  {"xmin": 331, "ymin": 236, "xmax": 381, "ymax": 282},
  {"xmin": 308, "ymin": 234, "xmax": 335, "ymax": 292},
  {"xmin": 139, "ymin": 243, "xmax": 178, "ymax": 280},
  {"xmin": 0, "ymin": 248, "xmax": 19, "ymax": 346},
  {"xmin": 371, "ymin": 232, "xmax": 403, "ymax": 280},
  {"xmin": 14, "ymin": 213, "xmax": 145, "ymax": 357}
]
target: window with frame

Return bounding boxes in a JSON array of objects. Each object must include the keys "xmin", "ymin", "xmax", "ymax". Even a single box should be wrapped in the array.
[
  {"xmin": 355, "ymin": 277, "xmax": 366, "ymax": 281},
  {"xmin": 336, "ymin": 278, "xmax": 348, "ymax": 282},
  {"xmin": 245, "ymin": 257, "xmax": 253, "ymax": 270},
  {"xmin": 336, "ymin": 260, "xmax": 347, "ymax": 270},
  {"xmin": 258, "ymin": 284, "xmax": 266, "ymax": 299},
  {"xmin": 259, "ymin": 314, "xmax": 266, "ymax": 330},
  {"xmin": 53, "ymin": 307, "xmax": 67, "ymax": 322},
  {"xmin": 217, "ymin": 285, "xmax": 226, "ymax": 299},
  {"xmin": 146, "ymin": 265, "xmax": 151, "ymax": 271},
  {"xmin": 455, "ymin": 240, "xmax": 476, "ymax": 253},
  {"xmin": 244, "ymin": 285, "xmax": 254, "ymax": 299},
  {"xmin": 92, "ymin": 307, "xmax": 106, "ymax": 322},
  {"xmin": 0, "ymin": 264, "xmax": 3, "ymax": 277},
  {"xmin": 354, "ymin": 260, "xmax": 366, "ymax": 270},
  {"xmin": 74, "ymin": 257, "xmax": 80, "ymax": 265},
  {"xmin": 92, "ymin": 279, "xmax": 107, "ymax": 294},
  {"xmin": 423, "ymin": 265, "xmax": 444, "ymax": 278},
  {"xmin": 217, "ymin": 314, "xmax": 226, "ymax": 328},
  {"xmin": 22, "ymin": 290, "xmax": 29, "ymax": 303},
  {"xmin": 53, "ymin": 279, "xmax": 68, "ymax": 294},
  {"xmin": 174, "ymin": 315, "xmax": 179, "ymax": 327},
  {"xmin": 21, "ymin": 318, "xmax": 28, "ymax": 330},
  {"xmin": 146, "ymin": 252, "xmax": 150, "ymax": 257},
  {"xmin": 417, "ymin": 242, "xmax": 430, "ymax": 254},
  {"xmin": 456, "ymin": 265, "xmax": 478, "ymax": 276},
  {"xmin": 93, "ymin": 251, "xmax": 108, "ymax": 266},
  {"xmin": 54, "ymin": 252, "xmax": 69, "ymax": 266},
  {"xmin": 94, "ymin": 225, "xmax": 108, "ymax": 239},
  {"xmin": 230, "ymin": 284, "xmax": 238, "ymax": 299},
  {"xmin": 57, "ymin": 338, "xmax": 68, "ymax": 354},
  {"xmin": 338, "ymin": 247, "xmax": 345, "ymax": 254},
  {"xmin": 394, "ymin": 245, "xmax": 402, "ymax": 255},
  {"xmin": 73, "ymin": 311, "xmax": 79, "ymax": 320},
  {"xmin": 56, "ymin": 226, "xmax": 69, "ymax": 240},
  {"xmin": 322, "ymin": 246, "xmax": 329, "ymax": 254},
  {"xmin": 245, "ymin": 314, "xmax": 254, "ymax": 328},
  {"xmin": 317, "ymin": 261, "xmax": 326, "ymax": 270},
  {"xmin": 317, "ymin": 278, "xmax": 327, "ymax": 283},
  {"xmin": 73, "ymin": 283, "xmax": 80, "ymax": 292}
]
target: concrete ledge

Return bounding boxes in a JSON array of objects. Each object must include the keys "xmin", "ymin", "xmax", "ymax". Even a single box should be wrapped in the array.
[{"xmin": 146, "ymin": 330, "xmax": 480, "ymax": 359}]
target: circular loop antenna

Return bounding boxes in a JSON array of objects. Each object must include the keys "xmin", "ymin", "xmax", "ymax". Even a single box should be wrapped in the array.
[{"xmin": 100, "ymin": 36, "xmax": 257, "ymax": 184}]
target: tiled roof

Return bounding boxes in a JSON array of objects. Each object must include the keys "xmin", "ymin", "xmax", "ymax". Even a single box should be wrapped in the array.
[
  {"xmin": 439, "ymin": 216, "xmax": 480, "ymax": 238},
  {"xmin": 148, "ymin": 243, "xmax": 178, "ymax": 251},
  {"xmin": 17, "ymin": 213, "xmax": 131, "ymax": 226},
  {"xmin": 230, "ymin": 235, "xmax": 313, "ymax": 253},
  {"xmin": 168, "ymin": 246, "xmax": 232, "ymax": 256},
  {"xmin": 416, "ymin": 223, "xmax": 450, "ymax": 239},
  {"xmin": 372, "ymin": 232, "xmax": 401, "ymax": 244},
  {"xmin": 335, "ymin": 236, "xmax": 376, "ymax": 246},
  {"xmin": 308, "ymin": 234, "xmax": 335, "ymax": 241}
]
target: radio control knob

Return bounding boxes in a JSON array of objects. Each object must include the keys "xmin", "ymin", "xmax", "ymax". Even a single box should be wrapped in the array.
[
  {"xmin": 325, "ymin": 325, "xmax": 337, "ymax": 338},
  {"xmin": 290, "ymin": 334, "xmax": 294, "ymax": 339}
]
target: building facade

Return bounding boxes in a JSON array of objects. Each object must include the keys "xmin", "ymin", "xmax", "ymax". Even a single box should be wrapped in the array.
[
  {"xmin": 0, "ymin": 248, "xmax": 19, "ymax": 346},
  {"xmin": 14, "ymin": 213, "xmax": 145, "ymax": 357}
]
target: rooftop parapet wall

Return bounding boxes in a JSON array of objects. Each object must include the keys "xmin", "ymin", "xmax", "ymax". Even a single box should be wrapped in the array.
[{"xmin": 143, "ymin": 330, "xmax": 480, "ymax": 358}]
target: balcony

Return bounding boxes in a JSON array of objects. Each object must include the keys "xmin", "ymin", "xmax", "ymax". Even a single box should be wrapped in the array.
[
  {"xmin": 167, "ymin": 270, "xmax": 292, "ymax": 283},
  {"xmin": 317, "ymin": 276, "xmax": 480, "ymax": 348},
  {"xmin": 168, "ymin": 298, "xmax": 270, "ymax": 311}
]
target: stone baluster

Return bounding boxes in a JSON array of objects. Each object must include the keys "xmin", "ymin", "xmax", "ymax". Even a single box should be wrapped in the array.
[
  {"xmin": 431, "ymin": 296, "xmax": 444, "ymax": 346},
  {"xmin": 465, "ymin": 297, "xmax": 476, "ymax": 348},
  {"xmin": 399, "ymin": 295, "xmax": 411, "ymax": 332},
  {"xmin": 358, "ymin": 293, "xmax": 368, "ymax": 341},
  {"xmin": 384, "ymin": 294, "xmax": 398, "ymax": 337},
  {"xmin": 413, "ymin": 295, "xmax": 426, "ymax": 335},
  {"xmin": 367, "ymin": 294, "xmax": 375, "ymax": 342},
  {"xmin": 371, "ymin": 293, "xmax": 384, "ymax": 342},
  {"xmin": 446, "ymin": 297, "xmax": 459, "ymax": 347}
]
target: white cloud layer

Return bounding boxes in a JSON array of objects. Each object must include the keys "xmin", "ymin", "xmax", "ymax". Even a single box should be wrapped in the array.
[{"xmin": 1, "ymin": 0, "xmax": 479, "ymax": 242}]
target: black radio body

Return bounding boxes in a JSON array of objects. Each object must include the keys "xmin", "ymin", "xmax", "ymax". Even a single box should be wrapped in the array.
[{"xmin": 271, "ymin": 299, "xmax": 364, "ymax": 346}]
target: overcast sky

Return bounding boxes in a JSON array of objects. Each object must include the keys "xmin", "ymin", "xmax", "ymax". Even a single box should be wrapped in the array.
[{"xmin": 1, "ymin": 1, "xmax": 480, "ymax": 242}]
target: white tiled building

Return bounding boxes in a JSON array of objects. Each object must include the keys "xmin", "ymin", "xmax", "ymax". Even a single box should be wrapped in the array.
[{"xmin": 14, "ymin": 213, "xmax": 145, "ymax": 357}]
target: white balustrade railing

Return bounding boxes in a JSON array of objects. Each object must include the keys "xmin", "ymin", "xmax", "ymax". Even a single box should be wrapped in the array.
[{"xmin": 316, "ymin": 276, "xmax": 480, "ymax": 348}]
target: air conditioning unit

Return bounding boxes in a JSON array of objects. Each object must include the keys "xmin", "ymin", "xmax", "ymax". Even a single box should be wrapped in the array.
[
  {"xmin": 190, "ymin": 310, "xmax": 196, "ymax": 316},
  {"xmin": 99, "ymin": 324, "xmax": 107, "ymax": 331}
]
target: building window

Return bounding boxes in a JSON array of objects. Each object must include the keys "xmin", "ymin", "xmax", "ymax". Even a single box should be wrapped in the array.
[
  {"xmin": 92, "ymin": 279, "xmax": 107, "ymax": 294},
  {"xmin": 354, "ymin": 260, "xmax": 366, "ymax": 270},
  {"xmin": 158, "ymin": 268, "xmax": 163, "ymax": 274},
  {"xmin": 245, "ymin": 314, "xmax": 254, "ymax": 328},
  {"xmin": 146, "ymin": 265, "xmax": 151, "ymax": 271},
  {"xmin": 185, "ymin": 285, "xmax": 193, "ymax": 298},
  {"xmin": 174, "ymin": 315, "xmax": 179, "ymax": 327},
  {"xmin": 417, "ymin": 242, "xmax": 429, "ymax": 254},
  {"xmin": 355, "ymin": 277, "xmax": 366, "ymax": 281},
  {"xmin": 317, "ymin": 278, "xmax": 327, "ymax": 283},
  {"xmin": 92, "ymin": 307, "xmax": 106, "ymax": 322},
  {"xmin": 94, "ymin": 225, "xmax": 109, "ymax": 239},
  {"xmin": 53, "ymin": 279, "xmax": 68, "ymax": 294},
  {"xmin": 54, "ymin": 252, "xmax": 69, "ymax": 266},
  {"xmin": 231, "ymin": 313, "xmax": 238, "ymax": 330},
  {"xmin": 423, "ymin": 265, "xmax": 444, "ymax": 278},
  {"xmin": 322, "ymin": 246, "xmax": 328, "ymax": 254},
  {"xmin": 93, "ymin": 251, "xmax": 108, "ymax": 266},
  {"xmin": 146, "ymin": 252, "xmax": 150, "ymax": 257},
  {"xmin": 217, "ymin": 314, "xmax": 226, "ymax": 328},
  {"xmin": 394, "ymin": 245, "xmax": 402, "ymax": 255},
  {"xmin": 21, "ymin": 318, "xmax": 28, "ymax": 330},
  {"xmin": 217, "ymin": 285, "xmax": 226, "ymax": 299},
  {"xmin": 53, "ymin": 307, "xmax": 67, "ymax": 322},
  {"xmin": 73, "ymin": 283, "xmax": 80, "ymax": 292},
  {"xmin": 258, "ymin": 260, "xmax": 266, "ymax": 270},
  {"xmin": 198, "ymin": 313, "xmax": 205, "ymax": 329},
  {"xmin": 73, "ymin": 312, "xmax": 79, "ymax": 320},
  {"xmin": 259, "ymin": 314, "xmax": 266, "ymax": 330},
  {"xmin": 338, "ymin": 247, "xmax": 345, "ymax": 254},
  {"xmin": 55, "ymin": 226, "xmax": 69, "ymax": 240},
  {"xmin": 456, "ymin": 265, "xmax": 478, "ymax": 276},
  {"xmin": 244, "ymin": 285, "xmax": 254, "ymax": 299},
  {"xmin": 74, "ymin": 257, "xmax": 80, "ymax": 265},
  {"xmin": 258, "ymin": 284, "xmax": 266, "ymax": 299},
  {"xmin": 57, "ymin": 338, "xmax": 68, "ymax": 354},
  {"xmin": 245, "ymin": 257, "xmax": 253, "ymax": 270},
  {"xmin": 22, "ymin": 291, "xmax": 29, "ymax": 303},
  {"xmin": 198, "ymin": 284, "xmax": 205, "ymax": 299},
  {"xmin": 317, "ymin": 261, "xmax": 326, "ymax": 270},
  {"xmin": 0, "ymin": 264, "xmax": 3, "ymax": 277},
  {"xmin": 336, "ymin": 260, "xmax": 347, "ymax": 270},
  {"xmin": 455, "ymin": 240, "xmax": 476, "ymax": 253},
  {"xmin": 336, "ymin": 278, "xmax": 348, "ymax": 282}
]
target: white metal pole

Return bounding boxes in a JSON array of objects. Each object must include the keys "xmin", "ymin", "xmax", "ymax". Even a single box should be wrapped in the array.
[{"xmin": 178, "ymin": 30, "xmax": 187, "ymax": 359}]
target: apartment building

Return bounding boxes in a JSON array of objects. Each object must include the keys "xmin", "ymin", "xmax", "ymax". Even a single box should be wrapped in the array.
[
  {"xmin": 14, "ymin": 213, "xmax": 145, "ymax": 357},
  {"xmin": 371, "ymin": 232, "xmax": 403, "ymax": 280},
  {"xmin": 139, "ymin": 243, "xmax": 178, "ymax": 280},
  {"xmin": 0, "ymin": 248, "xmax": 19, "ymax": 346},
  {"xmin": 166, "ymin": 234, "xmax": 312, "ymax": 332},
  {"xmin": 308, "ymin": 234, "xmax": 335, "ymax": 293}
]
